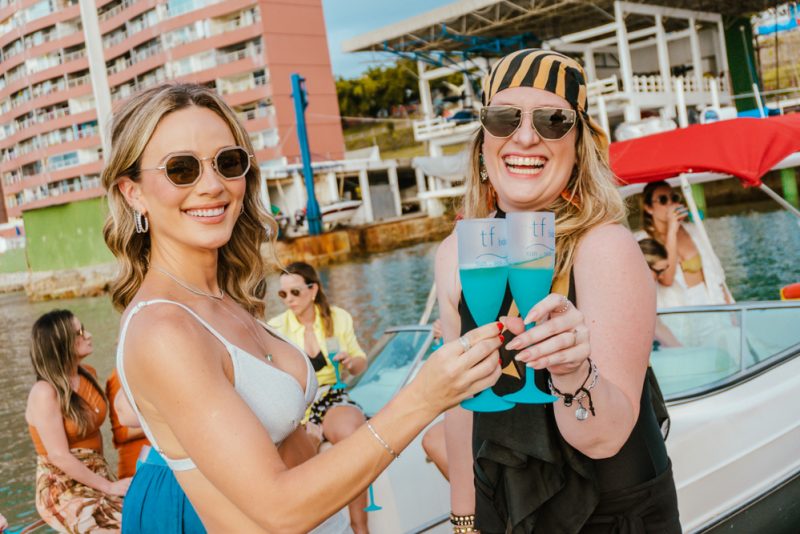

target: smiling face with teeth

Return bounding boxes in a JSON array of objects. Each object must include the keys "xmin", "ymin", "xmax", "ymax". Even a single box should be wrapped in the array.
[
  {"xmin": 482, "ymin": 87, "xmax": 578, "ymax": 212},
  {"xmin": 125, "ymin": 105, "xmax": 247, "ymax": 254}
]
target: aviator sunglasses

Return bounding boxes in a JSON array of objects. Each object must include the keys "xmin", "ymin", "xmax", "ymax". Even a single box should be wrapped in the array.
[
  {"xmin": 140, "ymin": 146, "xmax": 253, "ymax": 187},
  {"xmin": 480, "ymin": 106, "xmax": 577, "ymax": 139},
  {"xmin": 278, "ymin": 284, "xmax": 314, "ymax": 300},
  {"xmin": 653, "ymin": 193, "xmax": 682, "ymax": 206}
]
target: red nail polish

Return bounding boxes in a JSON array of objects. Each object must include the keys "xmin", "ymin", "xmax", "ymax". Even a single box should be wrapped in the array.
[
  {"xmin": 496, "ymin": 321, "xmax": 504, "ymax": 332},
  {"xmin": 498, "ymin": 334, "xmax": 505, "ymax": 343},
  {"xmin": 498, "ymin": 357, "xmax": 503, "ymax": 365}
]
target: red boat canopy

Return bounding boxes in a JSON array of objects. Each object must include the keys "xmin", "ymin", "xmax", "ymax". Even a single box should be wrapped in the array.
[{"xmin": 609, "ymin": 114, "xmax": 800, "ymax": 187}]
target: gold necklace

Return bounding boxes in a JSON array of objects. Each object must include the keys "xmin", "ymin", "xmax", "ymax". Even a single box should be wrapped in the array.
[
  {"xmin": 153, "ymin": 266, "xmax": 224, "ymax": 300},
  {"xmin": 220, "ymin": 298, "xmax": 274, "ymax": 363}
]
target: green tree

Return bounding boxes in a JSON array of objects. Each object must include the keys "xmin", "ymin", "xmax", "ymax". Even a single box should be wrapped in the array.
[{"xmin": 336, "ymin": 59, "xmax": 419, "ymax": 118}]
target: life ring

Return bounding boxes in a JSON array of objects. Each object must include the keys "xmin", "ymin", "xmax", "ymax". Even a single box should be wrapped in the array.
[{"xmin": 780, "ymin": 282, "xmax": 800, "ymax": 300}]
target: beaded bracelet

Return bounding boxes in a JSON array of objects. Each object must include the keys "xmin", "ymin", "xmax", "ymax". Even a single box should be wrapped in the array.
[
  {"xmin": 548, "ymin": 358, "xmax": 599, "ymax": 421},
  {"xmin": 366, "ymin": 421, "xmax": 399, "ymax": 460},
  {"xmin": 449, "ymin": 513, "xmax": 475, "ymax": 526}
]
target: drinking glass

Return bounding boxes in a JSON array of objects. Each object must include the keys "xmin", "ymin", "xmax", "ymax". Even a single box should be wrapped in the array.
[
  {"xmin": 457, "ymin": 218, "xmax": 515, "ymax": 412},
  {"xmin": 327, "ymin": 337, "xmax": 347, "ymax": 390},
  {"xmin": 502, "ymin": 212, "xmax": 558, "ymax": 404}
]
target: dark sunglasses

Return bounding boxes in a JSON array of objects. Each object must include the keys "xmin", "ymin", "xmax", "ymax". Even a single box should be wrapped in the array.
[
  {"xmin": 650, "ymin": 266, "xmax": 667, "ymax": 276},
  {"xmin": 480, "ymin": 106, "xmax": 577, "ymax": 139},
  {"xmin": 653, "ymin": 193, "xmax": 682, "ymax": 206},
  {"xmin": 76, "ymin": 324, "xmax": 86, "ymax": 337},
  {"xmin": 278, "ymin": 284, "xmax": 313, "ymax": 299},
  {"xmin": 141, "ymin": 146, "xmax": 253, "ymax": 187}
]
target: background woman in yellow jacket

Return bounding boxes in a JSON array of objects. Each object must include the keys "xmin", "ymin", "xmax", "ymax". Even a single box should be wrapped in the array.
[{"xmin": 268, "ymin": 261, "xmax": 369, "ymax": 533}]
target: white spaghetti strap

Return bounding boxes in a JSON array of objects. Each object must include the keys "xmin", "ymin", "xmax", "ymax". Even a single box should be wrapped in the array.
[{"xmin": 116, "ymin": 299, "xmax": 227, "ymax": 471}]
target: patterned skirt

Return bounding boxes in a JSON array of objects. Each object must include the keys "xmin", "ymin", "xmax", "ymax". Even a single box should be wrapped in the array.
[
  {"xmin": 307, "ymin": 385, "xmax": 360, "ymax": 426},
  {"xmin": 35, "ymin": 448, "xmax": 123, "ymax": 533}
]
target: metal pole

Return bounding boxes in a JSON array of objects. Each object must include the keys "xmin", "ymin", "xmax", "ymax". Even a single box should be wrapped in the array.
[
  {"xmin": 678, "ymin": 175, "xmax": 717, "ymax": 260},
  {"xmin": 759, "ymin": 183, "xmax": 800, "ymax": 218},
  {"xmin": 679, "ymin": 174, "xmax": 731, "ymax": 295},
  {"xmin": 419, "ymin": 282, "xmax": 438, "ymax": 325},
  {"xmin": 675, "ymin": 78, "xmax": 689, "ymax": 127},
  {"xmin": 78, "ymin": 0, "xmax": 112, "ymax": 158},
  {"xmin": 752, "ymin": 82, "xmax": 767, "ymax": 117},
  {"xmin": 290, "ymin": 73, "xmax": 322, "ymax": 235}
]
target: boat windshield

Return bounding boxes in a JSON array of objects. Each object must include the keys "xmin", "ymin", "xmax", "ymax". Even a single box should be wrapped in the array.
[
  {"xmin": 349, "ymin": 328, "xmax": 432, "ymax": 416},
  {"xmin": 652, "ymin": 302, "xmax": 800, "ymax": 400}
]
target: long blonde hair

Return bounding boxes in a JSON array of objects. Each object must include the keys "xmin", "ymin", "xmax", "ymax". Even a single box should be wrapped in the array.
[
  {"xmin": 464, "ymin": 116, "xmax": 626, "ymax": 281},
  {"xmin": 102, "ymin": 83, "xmax": 278, "ymax": 317},
  {"xmin": 30, "ymin": 310, "xmax": 106, "ymax": 437}
]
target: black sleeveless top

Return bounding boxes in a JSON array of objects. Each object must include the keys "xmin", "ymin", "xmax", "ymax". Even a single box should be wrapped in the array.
[{"xmin": 458, "ymin": 211, "xmax": 680, "ymax": 533}]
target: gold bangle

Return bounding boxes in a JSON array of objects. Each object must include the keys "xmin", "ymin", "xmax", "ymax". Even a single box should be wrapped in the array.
[
  {"xmin": 366, "ymin": 421, "xmax": 399, "ymax": 460},
  {"xmin": 449, "ymin": 512, "xmax": 476, "ymax": 526}
]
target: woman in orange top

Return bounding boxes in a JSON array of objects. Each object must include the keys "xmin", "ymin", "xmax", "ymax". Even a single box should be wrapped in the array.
[
  {"xmin": 106, "ymin": 369, "xmax": 149, "ymax": 479},
  {"xmin": 25, "ymin": 310, "xmax": 131, "ymax": 533}
]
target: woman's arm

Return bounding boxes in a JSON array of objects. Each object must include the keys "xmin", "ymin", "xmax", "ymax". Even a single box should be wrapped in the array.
[
  {"xmin": 27, "ymin": 383, "xmax": 131, "ymax": 495},
  {"xmin": 510, "ymin": 225, "xmax": 655, "ymax": 458},
  {"xmin": 125, "ymin": 303, "xmax": 501, "ymax": 532},
  {"xmin": 435, "ymin": 234, "xmax": 478, "ymax": 516},
  {"xmin": 658, "ymin": 208, "xmax": 687, "ymax": 286}
]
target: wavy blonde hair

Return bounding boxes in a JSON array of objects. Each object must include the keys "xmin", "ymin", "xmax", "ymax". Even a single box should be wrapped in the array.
[
  {"xmin": 464, "ymin": 116, "xmax": 626, "ymax": 282},
  {"xmin": 30, "ymin": 310, "xmax": 107, "ymax": 437},
  {"xmin": 102, "ymin": 83, "xmax": 278, "ymax": 317}
]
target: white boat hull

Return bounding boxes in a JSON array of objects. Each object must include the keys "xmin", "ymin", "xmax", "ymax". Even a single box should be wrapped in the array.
[{"xmin": 666, "ymin": 353, "xmax": 800, "ymax": 532}]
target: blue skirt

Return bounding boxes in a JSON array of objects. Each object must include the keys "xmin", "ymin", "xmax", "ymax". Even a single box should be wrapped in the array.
[{"xmin": 122, "ymin": 448, "xmax": 206, "ymax": 534}]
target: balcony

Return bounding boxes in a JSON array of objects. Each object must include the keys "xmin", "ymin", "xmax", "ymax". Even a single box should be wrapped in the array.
[
  {"xmin": 98, "ymin": 0, "xmax": 135, "ymax": 22},
  {"xmin": 216, "ymin": 45, "xmax": 262, "ymax": 67},
  {"xmin": 236, "ymin": 104, "xmax": 273, "ymax": 122},
  {"xmin": 67, "ymin": 73, "xmax": 89, "ymax": 88},
  {"xmin": 61, "ymin": 48, "xmax": 86, "ymax": 63}
]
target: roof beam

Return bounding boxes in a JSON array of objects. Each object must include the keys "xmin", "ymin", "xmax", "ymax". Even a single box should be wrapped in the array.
[
  {"xmin": 616, "ymin": 1, "xmax": 722, "ymax": 24},
  {"xmin": 549, "ymin": 22, "xmax": 617, "ymax": 46},
  {"xmin": 629, "ymin": 28, "xmax": 693, "ymax": 50},
  {"xmin": 588, "ymin": 25, "xmax": 657, "ymax": 49}
]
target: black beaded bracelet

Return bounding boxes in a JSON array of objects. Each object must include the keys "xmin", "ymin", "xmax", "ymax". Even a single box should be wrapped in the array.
[{"xmin": 548, "ymin": 358, "xmax": 598, "ymax": 421}]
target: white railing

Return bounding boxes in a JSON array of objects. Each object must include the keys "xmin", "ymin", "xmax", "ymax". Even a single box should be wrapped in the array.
[
  {"xmin": 216, "ymin": 45, "xmax": 262, "ymax": 66},
  {"xmin": 131, "ymin": 44, "xmax": 162, "ymax": 63},
  {"xmin": 587, "ymin": 75, "xmax": 619, "ymax": 99},
  {"xmin": 67, "ymin": 74, "xmax": 89, "ymax": 88},
  {"xmin": 236, "ymin": 105, "xmax": 273, "ymax": 122},
  {"xmin": 98, "ymin": 0, "xmax": 134, "ymax": 22},
  {"xmin": 628, "ymin": 74, "xmax": 730, "ymax": 95},
  {"xmin": 104, "ymin": 30, "xmax": 128, "ymax": 48},
  {"xmin": 61, "ymin": 48, "xmax": 85, "ymax": 62},
  {"xmin": 412, "ymin": 116, "xmax": 479, "ymax": 142}
]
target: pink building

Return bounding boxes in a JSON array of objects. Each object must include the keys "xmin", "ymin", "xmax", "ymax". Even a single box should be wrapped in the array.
[{"xmin": 0, "ymin": 0, "xmax": 344, "ymax": 222}]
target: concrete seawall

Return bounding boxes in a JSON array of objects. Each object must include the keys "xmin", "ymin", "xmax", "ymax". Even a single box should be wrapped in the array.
[{"xmin": 1, "ymin": 215, "xmax": 454, "ymax": 301}]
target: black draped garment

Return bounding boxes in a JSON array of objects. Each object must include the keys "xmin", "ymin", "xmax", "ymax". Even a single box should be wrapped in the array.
[{"xmin": 458, "ymin": 210, "xmax": 681, "ymax": 534}]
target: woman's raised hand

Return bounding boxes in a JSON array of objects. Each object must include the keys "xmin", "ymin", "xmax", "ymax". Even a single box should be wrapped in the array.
[
  {"xmin": 410, "ymin": 322, "xmax": 503, "ymax": 413},
  {"xmin": 667, "ymin": 204, "xmax": 688, "ymax": 234},
  {"xmin": 504, "ymin": 294, "xmax": 591, "ymax": 377}
]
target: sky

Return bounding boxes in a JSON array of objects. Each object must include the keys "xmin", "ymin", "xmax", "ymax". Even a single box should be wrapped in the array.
[{"xmin": 321, "ymin": 0, "xmax": 454, "ymax": 79}]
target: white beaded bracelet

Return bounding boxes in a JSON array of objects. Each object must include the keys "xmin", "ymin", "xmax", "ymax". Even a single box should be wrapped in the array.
[{"xmin": 366, "ymin": 421, "xmax": 399, "ymax": 460}]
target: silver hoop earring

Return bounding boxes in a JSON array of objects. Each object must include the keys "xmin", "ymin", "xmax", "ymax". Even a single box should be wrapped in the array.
[
  {"xmin": 134, "ymin": 210, "xmax": 149, "ymax": 234},
  {"xmin": 480, "ymin": 166, "xmax": 489, "ymax": 182}
]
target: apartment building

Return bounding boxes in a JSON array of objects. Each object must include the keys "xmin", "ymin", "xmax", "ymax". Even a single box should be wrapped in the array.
[{"xmin": 0, "ymin": 0, "xmax": 345, "ymax": 222}]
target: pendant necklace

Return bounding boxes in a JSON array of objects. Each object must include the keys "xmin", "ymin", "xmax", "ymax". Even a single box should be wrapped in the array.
[
  {"xmin": 153, "ymin": 265, "xmax": 272, "ymax": 363},
  {"xmin": 152, "ymin": 266, "xmax": 224, "ymax": 300}
]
